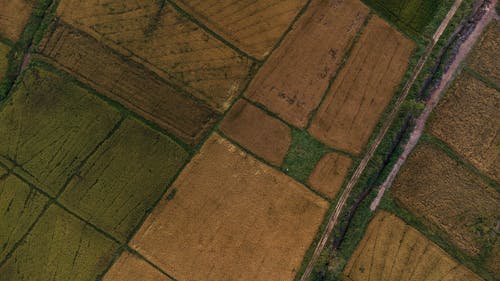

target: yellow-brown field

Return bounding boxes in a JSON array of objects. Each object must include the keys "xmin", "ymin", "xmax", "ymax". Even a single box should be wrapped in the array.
[
  {"xmin": 103, "ymin": 251, "xmax": 172, "ymax": 281},
  {"xmin": 429, "ymin": 73, "xmax": 499, "ymax": 182},
  {"xmin": 392, "ymin": 143, "xmax": 499, "ymax": 257},
  {"xmin": 309, "ymin": 16, "xmax": 415, "ymax": 155},
  {"xmin": 175, "ymin": 0, "xmax": 307, "ymax": 59},
  {"xmin": 0, "ymin": 42, "xmax": 9, "ymax": 80},
  {"xmin": 467, "ymin": 20, "xmax": 499, "ymax": 84},
  {"xmin": 0, "ymin": 0, "xmax": 32, "ymax": 41},
  {"xmin": 131, "ymin": 134, "xmax": 328, "ymax": 281},
  {"xmin": 55, "ymin": 0, "xmax": 253, "ymax": 113},
  {"xmin": 344, "ymin": 211, "xmax": 482, "ymax": 281}
]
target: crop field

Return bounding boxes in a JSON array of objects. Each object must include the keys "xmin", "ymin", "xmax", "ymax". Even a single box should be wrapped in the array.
[
  {"xmin": 344, "ymin": 211, "xmax": 483, "ymax": 281},
  {"xmin": 40, "ymin": 23, "xmax": 218, "ymax": 145},
  {"xmin": 0, "ymin": 42, "xmax": 9, "ymax": 81},
  {"xmin": 103, "ymin": 251, "xmax": 172, "ymax": 281},
  {"xmin": 0, "ymin": 66, "xmax": 122, "ymax": 196},
  {"xmin": 131, "ymin": 134, "xmax": 328, "ymax": 281},
  {"xmin": 308, "ymin": 152, "xmax": 353, "ymax": 199},
  {"xmin": 175, "ymin": 0, "xmax": 308, "ymax": 59},
  {"xmin": 55, "ymin": 0, "xmax": 253, "ymax": 113},
  {"xmin": 309, "ymin": 16, "xmax": 414, "ymax": 155},
  {"xmin": 0, "ymin": 0, "xmax": 33, "ymax": 41},
  {"xmin": 0, "ymin": 170, "xmax": 48, "ymax": 262},
  {"xmin": 363, "ymin": 0, "xmax": 442, "ymax": 36},
  {"xmin": 467, "ymin": 20, "xmax": 499, "ymax": 84},
  {"xmin": 429, "ymin": 73, "xmax": 499, "ymax": 182},
  {"xmin": 219, "ymin": 100, "xmax": 292, "ymax": 166},
  {"xmin": 59, "ymin": 118, "xmax": 188, "ymax": 242},
  {"xmin": 392, "ymin": 143, "xmax": 499, "ymax": 258},
  {"xmin": 245, "ymin": 0, "xmax": 370, "ymax": 128},
  {"xmin": 0, "ymin": 205, "xmax": 119, "ymax": 281}
]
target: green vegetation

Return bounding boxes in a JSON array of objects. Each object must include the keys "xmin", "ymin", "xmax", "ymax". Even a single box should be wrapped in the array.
[
  {"xmin": 0, "ymin": 66, "xmax": 122, "ymax": 196},
  {"xmin": 0, "ymin": 172, "xmax": 49, "ymax": 262},
  {"xmin": 0, "ymin": 205, "xmax": 119, "ymax": 280},
  {"xmin": 282, "ymin": 129, "xmax": 332, "ymax": 183},
  {"xmin": 59, "ymin": 118, "xmax": 188, "ymax": 242}
]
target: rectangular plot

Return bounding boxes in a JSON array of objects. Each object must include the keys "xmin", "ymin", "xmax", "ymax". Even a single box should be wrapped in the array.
[
  {"xmin": 0, "ymin": 205, "xmax": 119, "ymax": 281},
  {"xmin": 0, "ymin": 0, "xmax": 33, "ymax": 41},
  {"xmin": 429, "ymin": 73, "xmax": 499, "ymax": 182},
  {"xmin": 467, "ymin": 21, "xmax": 499, "ymax": 86},
  {"xmin": 0, "ymin": 67, "xmax": 122, "ymax": 196},
  {"xmin": 55, "ymin": 0, "xmax": 254, "ymax": 112},
  {"xmin": 392, "ymin": 143, "xmax": 499, "ymax": 257},
  {"xmin": 40, "ymin": 22, "xmax": 218, "ymax": 145},
  {"xmin": 344, "ymin": 211, "xmax": 482, "ymax": 281},
  {"xmin": 0, "ymin": 173, "xmax": 49, "ymax": 262},
  {"xmin": 131, "ymin": 134, "xmax": 328, "ymax": 281},
  {"xmin": 245, "ymin": 0, "xmax": 370, "ymax": 128},
  {"xmin": 175, "ymin": 0, "xmax": 308, "ymax": 59},
  {"xmin": 309, "ymin": 16, "xmax": 415, "ymax": 154},
  {"xmin": 59, "ymin": 118, "xmax": 188, "ymax": 242}
]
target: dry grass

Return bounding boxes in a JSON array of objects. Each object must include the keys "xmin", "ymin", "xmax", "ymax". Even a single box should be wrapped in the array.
[
  {"xmin": 131, "ymin": 134, "xmax": 328, "ymax": 281},
  {"xmin": 175, "ymin": 0, "xmax": 307, "ymax": 59},
  {"xmin": 308, "ymin": 152, "xmax": 352, "ymax": 199},
  {"xmin": 0, "ymin": 42, "xmax": 9, "ymax": 81},
  {"xmin": 0, "ymin": 0, "xmax": 33, "ymax": 41},
  {"xmin": 309, "ymin": 16, "xmax": 415, "ymax": 155},
  {"xmin": 55, "ymin": 0, "xmax": 253, "ymax": 112},
  {"xmin": 467, "ymin": 20, "xmax": 499, "ymax": 85},
  {"xmin": 245, "ymin": 0, "xmax": 370, "ymax": 128},
  {"xmin": 429, "ymin": 73, "xmax": 499, "ymax": 182},
  {"xmin": 392, "ymin": 143, "xmax": 499, "ymax": 257},
  {"xmin": 344, "ymin": 211, "xmax": 483, "ymax": 281}
]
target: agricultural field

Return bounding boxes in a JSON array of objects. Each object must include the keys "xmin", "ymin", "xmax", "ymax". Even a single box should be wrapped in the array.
[
  {"xmin": 54, "ymin": 0, "xmax": 254, "ymax": 113},
  {"xmin": 392, "ymin": 143, "xmax": 499, "ymax": 258},
  {"xmin": 429, "ymin": 73, "xmax": 499, "ymax": 182},
  {"xmin": 344, "ymin": 211, "xmax": 483, "ymax": 281},
  {"xmin": 309, "ymin": 16, "xmax": 415, "ymax": 155},
  {"xmin": 467, "ymin": 20, "xmax": 499, "ymax": 85},
  {"xmin": 0, "ymin": 42, "xmax": 9, "ymax": 81},
  {"xmin": 130, "ymin": 134, "xmax": 328, "ymax": 281},
  {"xmin": 308, "ymin": 152, "xmax": 353, "ymax": 199},
  {"xmin": 103, "ymin": 251, "xmax": 172, "ymax": 281},
  {"xmin": 245, "ymin": 0, "xmax": 370, "ymax": 128},
  {"xmin": 175, "ymin": 0, "xmax": 308, "ymax": 59},
  {"xmin": 0, "ymin": 0, "xmax": 33, "ymax": 41}
]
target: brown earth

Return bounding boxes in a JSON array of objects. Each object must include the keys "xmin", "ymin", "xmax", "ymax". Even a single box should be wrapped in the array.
[
  {"xmin": 309, "ymin": 16, "xmax": 415, "ymax": 155},
  {"xmin": 0, "ymin": 0, "xmax": 32, "ymax": 41},
  {"xmin": 59, "ymin": 118, "xmax": 188, "ymax": 242},
  {"xmin": 308, "ymin": 152, "xmax": 352, "ymax": 199},
  {"xmin": 467, "ymin": 20, "xmax": 499, "ymax": 85},
  {"xmin": 40, "ymin": 22, "xmax": 218, "ymax": 145},
  {"xmin": 344, "ymin": 211, "xmax": 483, "ymax": 281},
  {"xmin": 429, "ymin": 73, "xmax": 499, "ymax": 182},
  {"xmin": 392, "ymin": 143, "xmax": 500, "ymax": 257},
  {"xmin": 130, "ymin": 134, "xmax": 328, "ymax": 281},
  {"xmin": 244, "ymin": 0, "xmax": 370, "ymax": 128},
  {"xmin": 219, "ymin": 100, "xmax": 292, "ymax": 166},
  {"xmin": 55, "ymin": 0, "xmax": 253, "ymax": 112},
  {"xmin": 103, "ymin": 251, "xmax": 172, "ymax": 281},
  {"xmin": 175, "ymin": 0, "xmax": 307, "ymax": 59},
  {"xmin": 0, "ymin": 42, "xmax": 9, "ymax": 80}
]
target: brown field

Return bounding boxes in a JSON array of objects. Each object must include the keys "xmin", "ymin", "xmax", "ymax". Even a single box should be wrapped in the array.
[
  {"xmin": 175, "ymin": 0, "xmax": 307, "ymax": 59},
  {"xmin": 392, "ymin": 143, "xmax": 499, "ymax": 257},
  {"xmin": 245, "ymin": 0, "xmax": 370, "ymax": 128},
  {"xmin": 308, "ymin": 152, "xmax": 352, "ymax": 199},
  {"xmin": 429, "ymin": 73, "xmax": 499, "ymax": 182},
  {"xmin": 103, "ymin": 251, "xmax": 172, "ymax": 281},
  {"xmin": 467, "ymin": 20, "xmax": 499, "ymax": 85},
  {"xmin": 131, "ymin": 134, "xmax": 328, "ymax": 281},
  {"xmin": 344, "ymin": 211, "xmax": 483, "ymax": 281},
  {"xmin": 0, "ymin": 42, "xmax": 9, "ymax": 80},
  {"xmin": 59, "ymin": 118, "xmax": 188, "ymax": 242},
  {"xmin": 0, "ymin": 0, "xmax": 32, "ymax": 41},
  {"xmin": 309, "ymin": 16, "xmax": 415, "ymax": 155},
  {"xmin": 487, "ymin": 242, "xmax": 500, "ymax": 279},
  {"xmin": 40, "ymin": 22, "xmax": 218, "ymax": 145},
  {"xmin": 219, "ymin": 100, "xmax": 292, "ymax": 166},
  {"xmin": 55, "ymin": 0, "xmax": 253, "ymax": 112}
]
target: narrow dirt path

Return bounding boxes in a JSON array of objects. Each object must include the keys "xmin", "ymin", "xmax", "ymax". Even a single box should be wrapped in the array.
[
  {"xmin": 370, "ymin": 0, "xmax": 497, "ymax": 211},
  {"xmin": 299, "ymin": 1, "xmax": 464, "ymax": 279}
]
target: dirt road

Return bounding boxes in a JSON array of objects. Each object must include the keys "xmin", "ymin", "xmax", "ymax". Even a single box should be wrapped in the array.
[
  {"xmin": 370, "ymin": 0, "xmax": 497, "ymax": 211},
  {"xmin": 299, "ymin": 0, "xmax": 465, "ymax": 279}
]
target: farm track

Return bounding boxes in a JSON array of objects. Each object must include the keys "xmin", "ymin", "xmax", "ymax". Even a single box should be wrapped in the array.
[
  {"xmin": 370, "ymin": 0, "xmax": 497, "ymax": 211},
  {"xmin": 299, "ymin": 0, "xmax": 465, "ymax": 279}
]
